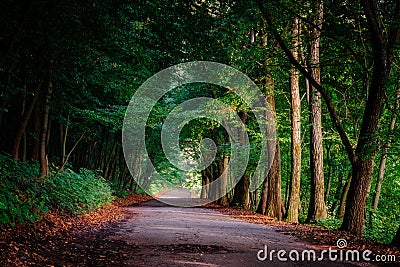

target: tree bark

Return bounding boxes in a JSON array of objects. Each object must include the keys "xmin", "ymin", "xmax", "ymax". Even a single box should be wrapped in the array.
[
  {"xmin": 286, "ymin": 17, "xmax": 302, "ymax": 223},
  {"xmin": 217, "ymin": 155, "xmax": 229, "ymax": 207},
  {"xmin": 54, "ymin": 132, "xmax": 86, "ymax": 179},
  {"xmin": 307, "ymin": 2, "xmax": 327, "ymax": 222},
  {"xmin": 257, "ymin": 54, "xmax": 284, "ymax": 220},
  {"xmin": 338, "ymin": 172, "xmax": 352, "ymax": 218},
  {"xmin": 39, "ymin": 77, "xmax": 53, "ymax": 178},
  {"xmin": 231, "ymin": 173, "xmax": 250, "ymax": 209},
  {"xmin": 200, "ymin": 169, "xmax": 210, "ymax": 199},
  {"xmin": 266, "ymin": 141, "xmax": 284, "ymax": 219},
  {"xmin": 61, "ymin": 114, "xmax": 69, "ymax": 166},
  {"xmin": 257, "ymin": 172, "xmax": 269, "ymax": 215},
  {"xmin": 257, "ymin": 142, "xmax": 284, "ymax": 220},
  {"xmin": 104, "ymin": 140, "xmax": 117, "ymax": 178},
  {"xmin": 207, "ymin": 163, "xmax": 217, "ymax": 200},
  {"xmin": 230, "ymin": 111, "xmax": 250, "ymax": 209},
  {"xmin": 31, "ymin": 106, "xmax": 40, "ymax": 160},
  {"xmin": 325, "ymin": 143, "xmax": 332, "ymax": 199},
  {"xmin": 331, "ymin": 169, "xmax": 344, "ymax": 213},
  {"xmin": 11, "ymin": 85, "xmax": 40, "ymax": 159}
]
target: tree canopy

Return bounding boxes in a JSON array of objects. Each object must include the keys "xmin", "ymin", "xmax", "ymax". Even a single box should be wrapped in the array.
[{"xmin": 1, "ymin": 0, "xmax": 399, "ymax": 244}]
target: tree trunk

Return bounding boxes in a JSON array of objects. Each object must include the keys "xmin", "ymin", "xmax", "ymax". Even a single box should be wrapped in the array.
[
  {"xmin": 54, "ymin": 131, "xmax": 86, "ymax": 178},
  {"xmin": 104, "ymin": 140, "xmax": 117, "ymax": 178},
  {"xmin": 307, "ymin": 1, "xmax": 327, "ymax": 222},
  {"xmin": 372, "ymin": 154, "xmax": 386, "ymax": 212},
  {"xmin": 230, "ymin": 111, "xmax": 249, "ymax": 209},
  {"xmin": 98, "ymin": 130, "xmax": 109, "ymax": 169},
  {"xmin": 340, "ymin": 0, "xmax": 399, "ymax": 236},
  {"xmin": 257, "ymin": 141, "xmax": 285, "ymax": 220},
  {"xmin": 325, "ymin": 143, "xmax": 332, "ymax": 199},
  {"xmin": 257, "ymin": 51, "xmax": 284, "ymax": 220},
  {"xmin": 372, "ymin": 88, "xmax": 398, "ymax": 211},
  {"xmin": 22, "ymin": 132, "xmax": 27, "ymax": 161},
  {"xmin": 342, "ymin": 158, "xmax": 375, "ymax": 234},
  {"xmin": 258, "ymin": 0, "xmax": 400, "ymax": 235},
  {"xmin": 11, "ymin": 86, "xmax": 40, "ymax": 159},
  {"xmin": 217, "ymin": 155, "xmax": 229, "ymax": 207},
  {"xmin": 31, "ymin": 106, "xmax": 40, "ymax": 160},
  {"xmin": 257, "ymin": 173, "xmax": 269, "ymax": 214},
  {"xmin": 61, "ymin": 114, "xmax": 69, "ymax": 166},
  {"xmin": 286, "ymin": 16, "xmax": 302, "ymax": 223},
  {"xmin": 39, "ymin": 78, "xmax": 53, "ymax": 178},
  {"xmin": 200, "ymin": 169, "xmax": 210, "ymax": 199},
  {"xmin": 250, "ymin": 189, "xmax": 258, "ymax": 210},
  {"xmin": 207, "ymin": 164, "xmax": 217, "ymax": 200},
  {"xmin": 338, "ymin": 172, "xmax": 351, "ymax": 218},
  {"xmin": 265, "ymin": 141, "xmax": 284, "ymax": 219},
  {"xmin": 231, "ymin": 173, "xmax": 250, "ymax": 209},
  {"xmin": 331, "ymin": 170, "xmax": 344, "ymax": 213}
]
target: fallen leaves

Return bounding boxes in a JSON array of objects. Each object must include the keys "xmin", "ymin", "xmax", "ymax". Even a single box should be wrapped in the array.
[
  {"xmin": 207, "ymin": 204, "xmax": 400, "ymax": 263},
  {"xmin": 0, "ymin": 193, "xmax": 152, "ymax": 266}
]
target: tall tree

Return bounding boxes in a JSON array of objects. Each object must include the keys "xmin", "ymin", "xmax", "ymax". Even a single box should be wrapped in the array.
[
  {"xmin": 372, "ymin": 87, "xmax": 399, "ymax": 211},
  {"xmin": 230, "ymin": 112, "xmax": 250, "ymax": 209},
  {"xmin": 286, "ymin": 17, "xmax": 302, "ymax": 223},
  {"xmin": 338, "ymin": 172, "xmax": 352, "ymax": 218},
  {"xmin": 257, "ymin": 0, "xmax": 400, "ymax": 235},
  {"xmin": 11, "ymin": 86, "xmax": 40, "ymax": 159},
  {"xmin": 307, "ymin": 1, "xmax": 327, "ymax": 222},
  {"xmin": 39, "ymin": 66, "xmax": 53, "ymax": 178},
  {"xmin": 217, "ymin": 155, "xmax": 229, "ymax": 207},
  {"xmin": 257, "ymin": 33, "xmax": 284, "ymax": 218},
  {"xmin": 257, "ymin": 140, "xmax": 284, "ymax": 220},
  {"xmin": 341, "ymin": 0, "xmax": 400, "ymax": 235},
  {"xmin": 256, "ymin": 25, "xmax": 285, "ymax": 219}
]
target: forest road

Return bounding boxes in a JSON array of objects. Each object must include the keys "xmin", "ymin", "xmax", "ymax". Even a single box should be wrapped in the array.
[{"xmin": 104, "ymin": 199, "xmax": 372, "ymax": 267}]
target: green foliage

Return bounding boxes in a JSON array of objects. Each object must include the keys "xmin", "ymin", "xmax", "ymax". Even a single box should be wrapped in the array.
[
  {"xmin": 0, "ymin": 155, "xmax": 114, "ymax": 226},
  {"xmin": 365, "ymin": 157, "xmax": 400, "ymax": 243},
  {"xmin": 108, "ymin": 180, "xmax": 130, "ymax": 198},
  {"xmin": 365, "ymin": 210, "xmax": 400, "ymax": 244},
  {"xmin": 111, "ymin": 187, "xmax": 130, "ymax": 198},
  {"xmin": 46, "ymin": 168, "xmax": 114, "ymax": 214},
  {"xmin": 311, "ymin": 217, "xmax": 343, "ymax": 230},
  {"xmin": 0, "ymin": 155, "xmax": 44, "ymax": 225},
  {"xmin": 0, "ymin": 0, "xmax": 399, "ymax": 246}
]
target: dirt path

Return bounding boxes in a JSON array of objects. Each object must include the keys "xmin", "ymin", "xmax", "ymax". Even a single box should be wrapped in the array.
[
  {"xmin": 2, "ymin": 195, "xmax": 388, "ymax": 266},
  {"xmin": 104, "ymin": 200, "xmax": 365, "ymax": 266}
]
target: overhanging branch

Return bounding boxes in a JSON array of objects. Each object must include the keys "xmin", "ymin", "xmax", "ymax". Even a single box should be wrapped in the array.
[{"xmin": 256, "ymin": 0, "xmax": 356, "ymax": 165}]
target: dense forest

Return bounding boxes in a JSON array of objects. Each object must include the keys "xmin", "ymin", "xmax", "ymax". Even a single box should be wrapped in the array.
[{"xmin": 1, "ymin": 0, "xmax": 400, "ymax": 246}]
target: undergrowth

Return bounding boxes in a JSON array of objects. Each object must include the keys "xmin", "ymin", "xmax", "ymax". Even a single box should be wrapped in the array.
[
  {"xmin": 309, "ymin": 213, "xmax": 398, "ymax": 244},
  {"xmin": 0, "ymin": 155, "xmax": 114, "ymax": 226}
]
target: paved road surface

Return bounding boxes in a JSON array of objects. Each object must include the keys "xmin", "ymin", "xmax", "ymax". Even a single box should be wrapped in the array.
[{"xmin": 107, "ymin": 199, "xmax": 369, "ymax": 266}]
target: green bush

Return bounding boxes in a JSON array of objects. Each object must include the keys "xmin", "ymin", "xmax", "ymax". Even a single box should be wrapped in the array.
[
  {"xmin": 311, "ymin": 217, "xmax": 343, "ymax": 230},
  {"xmin": 46, "ymin": 168, "xmax": 114, "ymax": 214},
  {"xmin": 0, "ymin": 155, "xmax": 114, "ymax": 226},
  {"xmin": 111, "ymin": 187, "xmax": 130, "ymax": 198},
  {"xmin": 364, "ymin": 209, "xmax": 400, "ymax": 244},
  {"xmin": 0, "ymin": 155, "xmax": 45, "ymax": 225}
]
